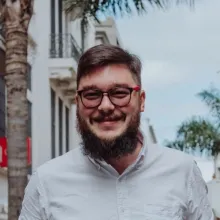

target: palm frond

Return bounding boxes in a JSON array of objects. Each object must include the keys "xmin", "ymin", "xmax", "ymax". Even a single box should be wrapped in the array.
[
  {"xmin": 197, "ymin": 87, "xmax": 220, "ymax": 122},
  {"xmin": 164, "ymin": 139, "xmax": 185, "ymax": 151},
  {"xmin": 98, "ymin": 0, "xmax": 146, "ymax": 17},
  {"xmin": 176, "ymin": 116, "xmax": 219, "ymax": 153},
  {"xmin": 63, "ymin": 0, "xmax": 195, "ymax": 26}
]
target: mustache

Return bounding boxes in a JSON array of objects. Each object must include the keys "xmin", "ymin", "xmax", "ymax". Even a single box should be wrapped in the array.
[{"xmin": 92, "ymin": 113, "xmax": 126, "ymax": 122}]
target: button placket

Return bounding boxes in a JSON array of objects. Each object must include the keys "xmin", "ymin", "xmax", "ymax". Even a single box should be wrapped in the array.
[{"xmin": 116, "ymin": 177, "xmax": 129, "ymax": 220}]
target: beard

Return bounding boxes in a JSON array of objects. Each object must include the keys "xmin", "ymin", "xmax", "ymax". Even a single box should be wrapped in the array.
[{"xmin": 76, "ymin": 109, "xmax": 140, "ymax": 161}]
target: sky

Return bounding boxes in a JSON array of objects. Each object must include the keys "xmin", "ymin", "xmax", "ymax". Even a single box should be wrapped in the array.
[{"xmin": 116, "ymin": 0, "xmax": 220, "ymax": 145}]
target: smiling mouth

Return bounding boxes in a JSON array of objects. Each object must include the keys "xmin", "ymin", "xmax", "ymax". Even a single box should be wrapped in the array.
[
  {"xmin": 100, "ymin": 120, "xmax": 118, "ymax": 123},
  {"xmin": 97, "ymin": 120, "xmax": 121, "ymax": 128},
  {"xmin": 93, "ymin": 118, "xmax": 123, "ymax": 125},
  {"xmin": 91, "ymin": 114, "xmax": 126, "ymax": 124}
]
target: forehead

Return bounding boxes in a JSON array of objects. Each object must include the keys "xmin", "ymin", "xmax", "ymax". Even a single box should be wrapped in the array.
[{"xmin": 78, "ymin": 64, "xmax": 137, "ymax": 90}]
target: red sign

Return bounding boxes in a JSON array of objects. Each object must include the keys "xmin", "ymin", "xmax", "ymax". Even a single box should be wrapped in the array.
[
  {"xmin": 0, "ymin": 137, "xmax": 7, "ymax": 167},
  {"xmin": 0, "ymin": 137, "xmax": 31, "ymax": 168}
]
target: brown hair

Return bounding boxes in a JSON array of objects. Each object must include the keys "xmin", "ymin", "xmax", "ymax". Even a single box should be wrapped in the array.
[{"xmin": 77, "ymin": 44, "xmax": 142, "ymax": 88}]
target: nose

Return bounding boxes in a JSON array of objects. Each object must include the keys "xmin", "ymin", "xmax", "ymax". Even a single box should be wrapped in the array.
[{"xmin": 98, "ymin": 94, "xmax": 115, "ymax": 113}]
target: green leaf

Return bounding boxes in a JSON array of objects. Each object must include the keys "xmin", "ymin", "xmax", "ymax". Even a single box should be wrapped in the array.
[
  {"xmin": 197, "ymin": 87, "xmax": 220, "ymax": 123},
  {"xmin": 62, "ymin": 0, "xmax": 194, "ymax": 26},
  {"xmin": 176, "ymin": 116, "xmax": 219, "ymax": 153}
]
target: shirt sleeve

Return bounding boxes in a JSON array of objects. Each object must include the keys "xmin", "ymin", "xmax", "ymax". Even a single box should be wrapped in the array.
[
  {"xmin": 18, "ymin": 171, "xmax": 48, "ymax": 220},
  {"xmin": 186, "ymin": 161, "xmax": 214, "ymax": 220}
]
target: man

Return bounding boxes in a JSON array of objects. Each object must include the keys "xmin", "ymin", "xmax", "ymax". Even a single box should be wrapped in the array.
[{"xmin": 19, "ymin": 44, "xmax": 214, "ymax": 220}]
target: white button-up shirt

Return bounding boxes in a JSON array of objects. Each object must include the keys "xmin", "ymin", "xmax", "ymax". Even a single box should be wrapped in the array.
[{"xmin": 19, "ymin": 139, "xmax": 214, "ymax": 220}]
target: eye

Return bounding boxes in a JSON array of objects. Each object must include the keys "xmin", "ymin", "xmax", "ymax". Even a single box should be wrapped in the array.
[
  {"xmin": 110, "ymin": 88, "xmax": 130, "ymax": 98},
  {"xmin": 82, "ymin": 90, "xmax": 101, "ymax": 100}
]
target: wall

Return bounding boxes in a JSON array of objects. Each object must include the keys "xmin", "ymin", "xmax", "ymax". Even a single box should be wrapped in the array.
[
  {"xmin": 30, "ymin": 0, "xmax": 79, "ymax": 170},
  {"xmin": 70, "ymin": 18, "xmax": 82, "ymax": 49},
  {"xmin": 28, "ymin": 0, "xmax": 52, "ymax": 171},
  {"xmin": 70, "ymin": 104, "xmax": 81, "ymax": 148},
  {"xmin": 95, "ymin": 18, "xmax": 122, "ymax": 47},
  {"xmin": 0, "ymin": 172, "xmax": 7, "ymax": 205},
  {"xmin": 140, "ymin": 115, "xmax": 157, "ymax": 145}
]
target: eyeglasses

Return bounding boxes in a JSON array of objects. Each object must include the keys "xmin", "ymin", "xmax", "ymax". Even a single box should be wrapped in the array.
[{"xmin": 77, "ymin": 86, "xmax": 140, "ymax": 108}]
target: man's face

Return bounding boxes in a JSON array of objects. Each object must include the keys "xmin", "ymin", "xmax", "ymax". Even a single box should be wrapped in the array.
[{"xmin": 76, "ymin": 64, "xmax": 145, "ymax": 160}]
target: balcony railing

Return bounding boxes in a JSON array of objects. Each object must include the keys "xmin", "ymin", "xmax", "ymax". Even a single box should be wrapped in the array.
[{"xmin": 49, "ymin": 34, "xmax": 82, "ymax": 62}]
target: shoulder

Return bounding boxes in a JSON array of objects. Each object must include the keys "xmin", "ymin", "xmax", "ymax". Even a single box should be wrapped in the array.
[
  {"xmin": 20, "ymin": 147, "xmax": 87, "ymax": 218},
  {"xmin": 148, "ymin": 143, "xmax": 196, "ymax": 170},
  {"xmin": 24, "ymin": 147, "xmax": 88, "ymax": 203},
  {"xmin": 145, "ymin": 143, "xmax": 199, "ymax": 184},
  {"xmin": 163, "ymin": 145, "xmax": 195, "ymax": 165},
  {"xmin": 36, "ymin": 147, "xmax": 85, "ymax": 179}
]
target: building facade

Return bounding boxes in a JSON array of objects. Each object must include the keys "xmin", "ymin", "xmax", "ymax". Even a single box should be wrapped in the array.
[{"xmin": 140, "ymin": 115, "xmax": 157, "ymax": 145}]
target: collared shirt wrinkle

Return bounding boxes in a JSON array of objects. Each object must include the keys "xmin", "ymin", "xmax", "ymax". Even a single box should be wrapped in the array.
[{"xmin": 19, "ymin": 135, "xmax": 214, "ymax": 220}]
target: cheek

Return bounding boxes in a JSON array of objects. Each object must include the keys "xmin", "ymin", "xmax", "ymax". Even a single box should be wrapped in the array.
[
  {"xmin": 123, "ymin": 100, "xmax": 140, "ymax": 115},
  {"xmin": 80, "ymin": 108, "xmax": 97, "ymax": 123}
]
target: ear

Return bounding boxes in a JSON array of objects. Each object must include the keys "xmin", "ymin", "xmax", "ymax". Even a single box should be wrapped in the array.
[{"xmin": 140, "ymin": 90, "xmax": 145, "ymax": 112}]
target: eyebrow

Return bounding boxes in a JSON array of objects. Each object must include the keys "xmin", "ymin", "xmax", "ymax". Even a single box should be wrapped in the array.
[{"xmin": 80, "ymin": 83, "xmax": 132, "ymax": 91}]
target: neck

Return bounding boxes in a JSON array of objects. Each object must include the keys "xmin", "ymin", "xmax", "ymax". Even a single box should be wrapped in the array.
[{"xmin": 107, "ymin": 142, "xmax": 142, "ymax": 175}]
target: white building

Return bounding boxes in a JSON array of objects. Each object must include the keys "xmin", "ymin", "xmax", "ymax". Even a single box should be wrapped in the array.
[
  {"xmin": 29, "ymin": 1, "xmax": 124, "ymax": 171},
  {"xmin": 140, "ymin": 115, "xmax": 157, "ymax": 145}
]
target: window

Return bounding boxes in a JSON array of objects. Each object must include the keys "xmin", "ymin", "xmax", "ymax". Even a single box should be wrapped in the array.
[
  {"xmin": 116, "ymin": 39, "xmax": 120, "ymax": 46},
  {"xmin": 58, "ymin": 0, "xmax": 63, "ymax": 58},
  {"xmin": 95, "ymin": 37, "xmax": 104, "ymax": 45},
  {"xmin": 0, "ymin": 49, "xmax": 5, "ymax": 138},
  {"xmin": 27, "ymin": 64, "xmax": 32, "ymax": 91},
  {"xmin": 0, "ymin": 76, "xmax": 5, "ymax": 137},
  {"xmin": 51, "ymin": 88, "xmax": 56, "ymax": 158},
  {"xmin": 58, "ymin": 98, "xmax": 63, "ymax": 156},
  {"xmin": 27, "ymin": 101, "xmax": 32, "ymax": 137},
  {"xmin": 65, "ymin": 107, "xmax": 69, "ymax": 152},
  {"xmin": 27, "ymin": 101, "xmax": 32, "ymax": 175}
]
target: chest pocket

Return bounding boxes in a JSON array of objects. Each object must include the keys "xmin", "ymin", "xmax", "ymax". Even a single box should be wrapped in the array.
[{"xmin": 131, "ymin": 204, "xmax": 185, "ymax": 220}]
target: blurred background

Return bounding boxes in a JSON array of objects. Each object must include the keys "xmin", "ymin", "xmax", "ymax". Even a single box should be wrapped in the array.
[{"xmin": 0, "ymin": 0, "xmax": 220, "ymax": 219}]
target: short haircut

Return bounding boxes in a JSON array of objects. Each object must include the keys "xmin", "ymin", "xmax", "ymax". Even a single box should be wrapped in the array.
[{"xmin": 77, "ymin": 44, "xmax": 142, "ymax": 88}]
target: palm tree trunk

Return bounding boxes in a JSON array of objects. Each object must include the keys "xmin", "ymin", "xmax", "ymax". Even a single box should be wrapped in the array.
[{"xmin": 4, "ymin": 21, "xmax": 28, "ymax": 220}]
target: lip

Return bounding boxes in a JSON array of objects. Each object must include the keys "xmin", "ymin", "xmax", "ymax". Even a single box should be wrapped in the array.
[{"xmin": 98, "ymin": 120, "xmax": 119, "ymax": 126}]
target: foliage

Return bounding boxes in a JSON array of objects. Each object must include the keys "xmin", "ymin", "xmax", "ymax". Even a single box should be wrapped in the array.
[
  {"xmin": 63, "ymin": 0, "xmax": 195, "ymax": 26},
  {"xmin": 165, "ymin": 139, "xmax": 185, "ymax": 151},
  {"xmin": 165, "ymin": 86, "xmax": 220, "ymax": 157},
  {"xmin": 198, "ymin": 87, "xmax": 220, "ymax": 123}
]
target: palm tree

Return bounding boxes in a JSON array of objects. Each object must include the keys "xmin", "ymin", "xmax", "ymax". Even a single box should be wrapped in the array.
[
  {"xmin": 0, "ymin": 1, "xmax": 34, "ymax": 220},
  {"xmin": 168, "ymin": 116, "xmax": 219, "ymax": 155},
  {"xmin": 0, "ymin": 0, "xmax": 194, "ymax": 219},
  {"xmin": 165, "ymin": 87, "xmax": 220, "ymax": 175},
  {"xmin": 198, "ymin": 86, "xmax": 220, "ymax": 122}
]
